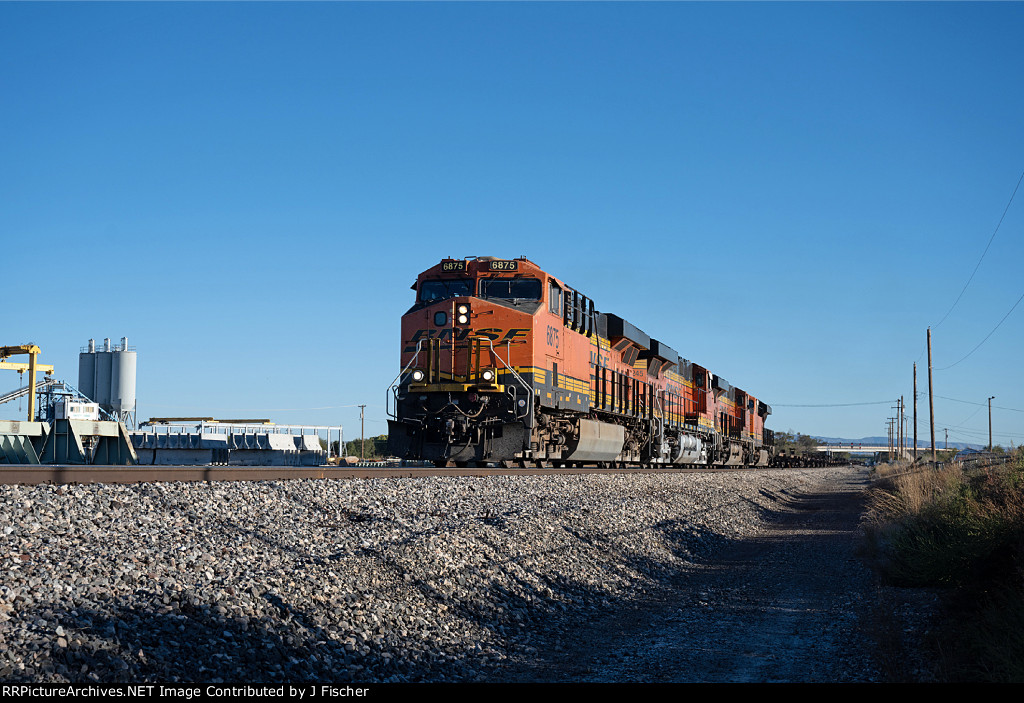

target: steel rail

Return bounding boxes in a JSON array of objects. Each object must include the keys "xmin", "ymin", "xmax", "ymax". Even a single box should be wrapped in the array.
[{"xmin": 0, "ymin": 462, "xmax": 809, "ymax": 486}]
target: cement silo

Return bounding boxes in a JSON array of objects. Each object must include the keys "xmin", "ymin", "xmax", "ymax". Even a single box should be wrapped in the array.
[
  {"xmin": 78, "ymin": 336, "xmax": 138, "ymax": 427},
  {"xmin": 78, "ymin": 339, "xmax": 96, "ymax": 401},
  {"xmin": 92, "ymin": 338, "xmax": 113, "ymax": 407},
  {"xmin": 111, "ymin": 337, "xmax": 137, "ymax": 424}
]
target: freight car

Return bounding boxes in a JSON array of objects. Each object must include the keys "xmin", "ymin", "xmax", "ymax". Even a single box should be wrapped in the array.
[
  {"xmin": 771, "ymin": 448, "xmax": 846, "ymax": 468},
  {"xmin": 387, "ymin": 257, "xmax": 774, "ymax": 468}
]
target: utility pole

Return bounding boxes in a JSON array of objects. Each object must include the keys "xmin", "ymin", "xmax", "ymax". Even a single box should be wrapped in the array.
[
  {"xmin": 928, "ymin": 328, "xmax": 936, "ymax": 465},
  {"xmin": 359, "ymin": 404, "xmax": 367, "ymax": 461},
  {"xmin": 894, "ymin": 401, "xmax": 900, "ymax": 461},
  {"xmin": 891, "ymin": 397, "xmax": 900, "ymax": 461},
  {"xmin": 944, "ymin": 428, "xmax": 948, "ymax": 450},
  {"xmin": 913, "ymin": 363, "xmax": 918, "ymax": 462},
  {"xmin": 899, "ymin": 396, "xmax": 904, "ymax": 460},
  {"xmin": 989, "ymin": 396, "xmax": 995, "ymax": 452}
]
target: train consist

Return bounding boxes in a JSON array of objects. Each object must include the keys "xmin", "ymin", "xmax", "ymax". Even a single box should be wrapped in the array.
[{"xmin": 388, "ymin": 257, "xmax": 775, "ymax": 468}]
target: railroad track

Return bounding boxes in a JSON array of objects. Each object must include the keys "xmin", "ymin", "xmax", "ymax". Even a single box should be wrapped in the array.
[{"xmin": 0, "ymin": 462, "xmax": 802, "ymax": 486}]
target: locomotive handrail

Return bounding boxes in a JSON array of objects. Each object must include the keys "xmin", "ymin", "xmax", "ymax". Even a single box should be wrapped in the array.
[
  {"xmin": 386, "ymin": 339, "xmax": 425, "ymax": 419},
  {"xmin": 475, "ymin": 336, "xmax": 532, "ymax": 420}
]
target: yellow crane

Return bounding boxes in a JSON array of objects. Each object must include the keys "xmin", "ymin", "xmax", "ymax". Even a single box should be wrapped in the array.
[{"xmin": 1, "ymin": 344, "xmax": 55, "ymax": 421}]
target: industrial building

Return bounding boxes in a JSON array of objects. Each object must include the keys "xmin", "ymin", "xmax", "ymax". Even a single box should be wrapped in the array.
[{"xmin": 1, "ymin": 339, "xmax": 342, "ymax": 466}]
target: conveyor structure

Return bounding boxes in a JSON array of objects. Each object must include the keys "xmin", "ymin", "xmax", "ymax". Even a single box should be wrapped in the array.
[
  {"xmin": 0, "ymin": 419, "xmax": 137, "ymax": 465},
  {"xmin": 132, "ymin": 420, "xmax": 342, "ymax": 466}
]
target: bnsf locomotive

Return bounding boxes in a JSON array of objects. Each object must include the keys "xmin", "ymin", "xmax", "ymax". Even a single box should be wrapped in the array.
[{"xmin": 387, "ymin": 257, "xmax": 774, "ymax": 468}]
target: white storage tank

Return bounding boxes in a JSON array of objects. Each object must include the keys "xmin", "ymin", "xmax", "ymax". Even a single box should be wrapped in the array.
[{"xmin": 111, "ymin": 337, "xmax": 137, "ymax": 416}]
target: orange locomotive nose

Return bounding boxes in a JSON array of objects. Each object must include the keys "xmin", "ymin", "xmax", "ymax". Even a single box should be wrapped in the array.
[{"xmin": 401, "ymin": 290, "xmax": 534, "ymax": 385}]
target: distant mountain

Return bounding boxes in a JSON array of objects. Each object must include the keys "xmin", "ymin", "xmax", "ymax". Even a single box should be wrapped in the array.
[{"xmin": 814, "ymin": 436, "xmax": 983, "ymax": 451}]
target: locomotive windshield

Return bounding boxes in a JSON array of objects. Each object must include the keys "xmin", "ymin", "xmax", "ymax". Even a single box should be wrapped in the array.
[
  {"xmin": 479, "ymin": 278, "xmax": 541, "ymax": 301},
  {"xmin": 419, "ymin": 279, "xmax": 474, "ymax": 303}
]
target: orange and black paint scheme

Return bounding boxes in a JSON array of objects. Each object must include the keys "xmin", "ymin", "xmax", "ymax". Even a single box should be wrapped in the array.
[{"xmin": 387, "ymin": 257, "xmax": 774, "ymax": 467}]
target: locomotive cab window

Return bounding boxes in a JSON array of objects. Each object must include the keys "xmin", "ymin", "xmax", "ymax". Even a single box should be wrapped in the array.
[
  {"xmin": 419, "ymin": 279, "xmax": 474, "ymax": 303},
  {"xmin": 548, "ymin": 280, "xmax": 562, "ymax": 314},
  {"xmin": 479, "ymin": 277, "xmax": 541, "ymax": 301}
]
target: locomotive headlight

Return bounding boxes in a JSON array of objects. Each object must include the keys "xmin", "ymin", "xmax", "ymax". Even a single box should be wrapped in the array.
[
  {"xmin": 456, "ymin": 303, "xmax": 471, "ymax": 325},
  {"xmin": 480, "ymin": 369, "xmax": 495, "ymax": 382},
  {"xmin": 411, "ymin": 369, "xmax": 425, "ymax": 382}
]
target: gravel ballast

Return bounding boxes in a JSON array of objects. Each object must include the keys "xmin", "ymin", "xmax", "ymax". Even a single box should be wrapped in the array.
[{"xmin": 0, "ymin": 466, "xmax": 884, "ymax": 683}]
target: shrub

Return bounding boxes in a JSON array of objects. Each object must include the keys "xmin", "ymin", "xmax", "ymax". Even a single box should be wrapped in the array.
[{"xmin": 864, "ymin": 451, "xmax": 1024, "ymax": 681}]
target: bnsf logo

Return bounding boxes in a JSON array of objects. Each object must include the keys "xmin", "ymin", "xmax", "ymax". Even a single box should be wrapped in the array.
[{"xmin": 404, "ymin": 327, "xmax": 529, "ymax": 351}]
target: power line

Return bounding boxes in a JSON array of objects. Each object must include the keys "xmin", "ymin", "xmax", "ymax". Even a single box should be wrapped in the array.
[
  {"xmin": 774, "ymin": 399, "xmax": 896, "ymax": 408},
  {"xmin": 933, "ymin": 394, "xmax": 1024, "ymax": 413},
  {"xmin": 933, "ymin": 168, "xmax": 1024, "ymax": 329},
  {"xmin": 952, "ymin": 404, "xmax": 984, "ymax": 428},
  {"xmin": 935, "ymin": 289, "xmax": 1024, "ymax": 370},
  {"xmin": 945, "ymin": 427, "xmax": 1024, "ymax": 442}
]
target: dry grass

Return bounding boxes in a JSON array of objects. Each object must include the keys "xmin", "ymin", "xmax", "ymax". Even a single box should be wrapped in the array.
[
  {"xmin": 862, "ymin": 451, "xmax": 1024, "ymax": 681},
  {"xmin": 865, "ymin": 463, "xmax": 963, "ymax": 524}
]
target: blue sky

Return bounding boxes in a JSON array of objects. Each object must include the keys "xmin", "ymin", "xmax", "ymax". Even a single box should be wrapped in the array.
[{"xmin": 3, "ymin": 2, "xmax": 1023, "ymax": 449}]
